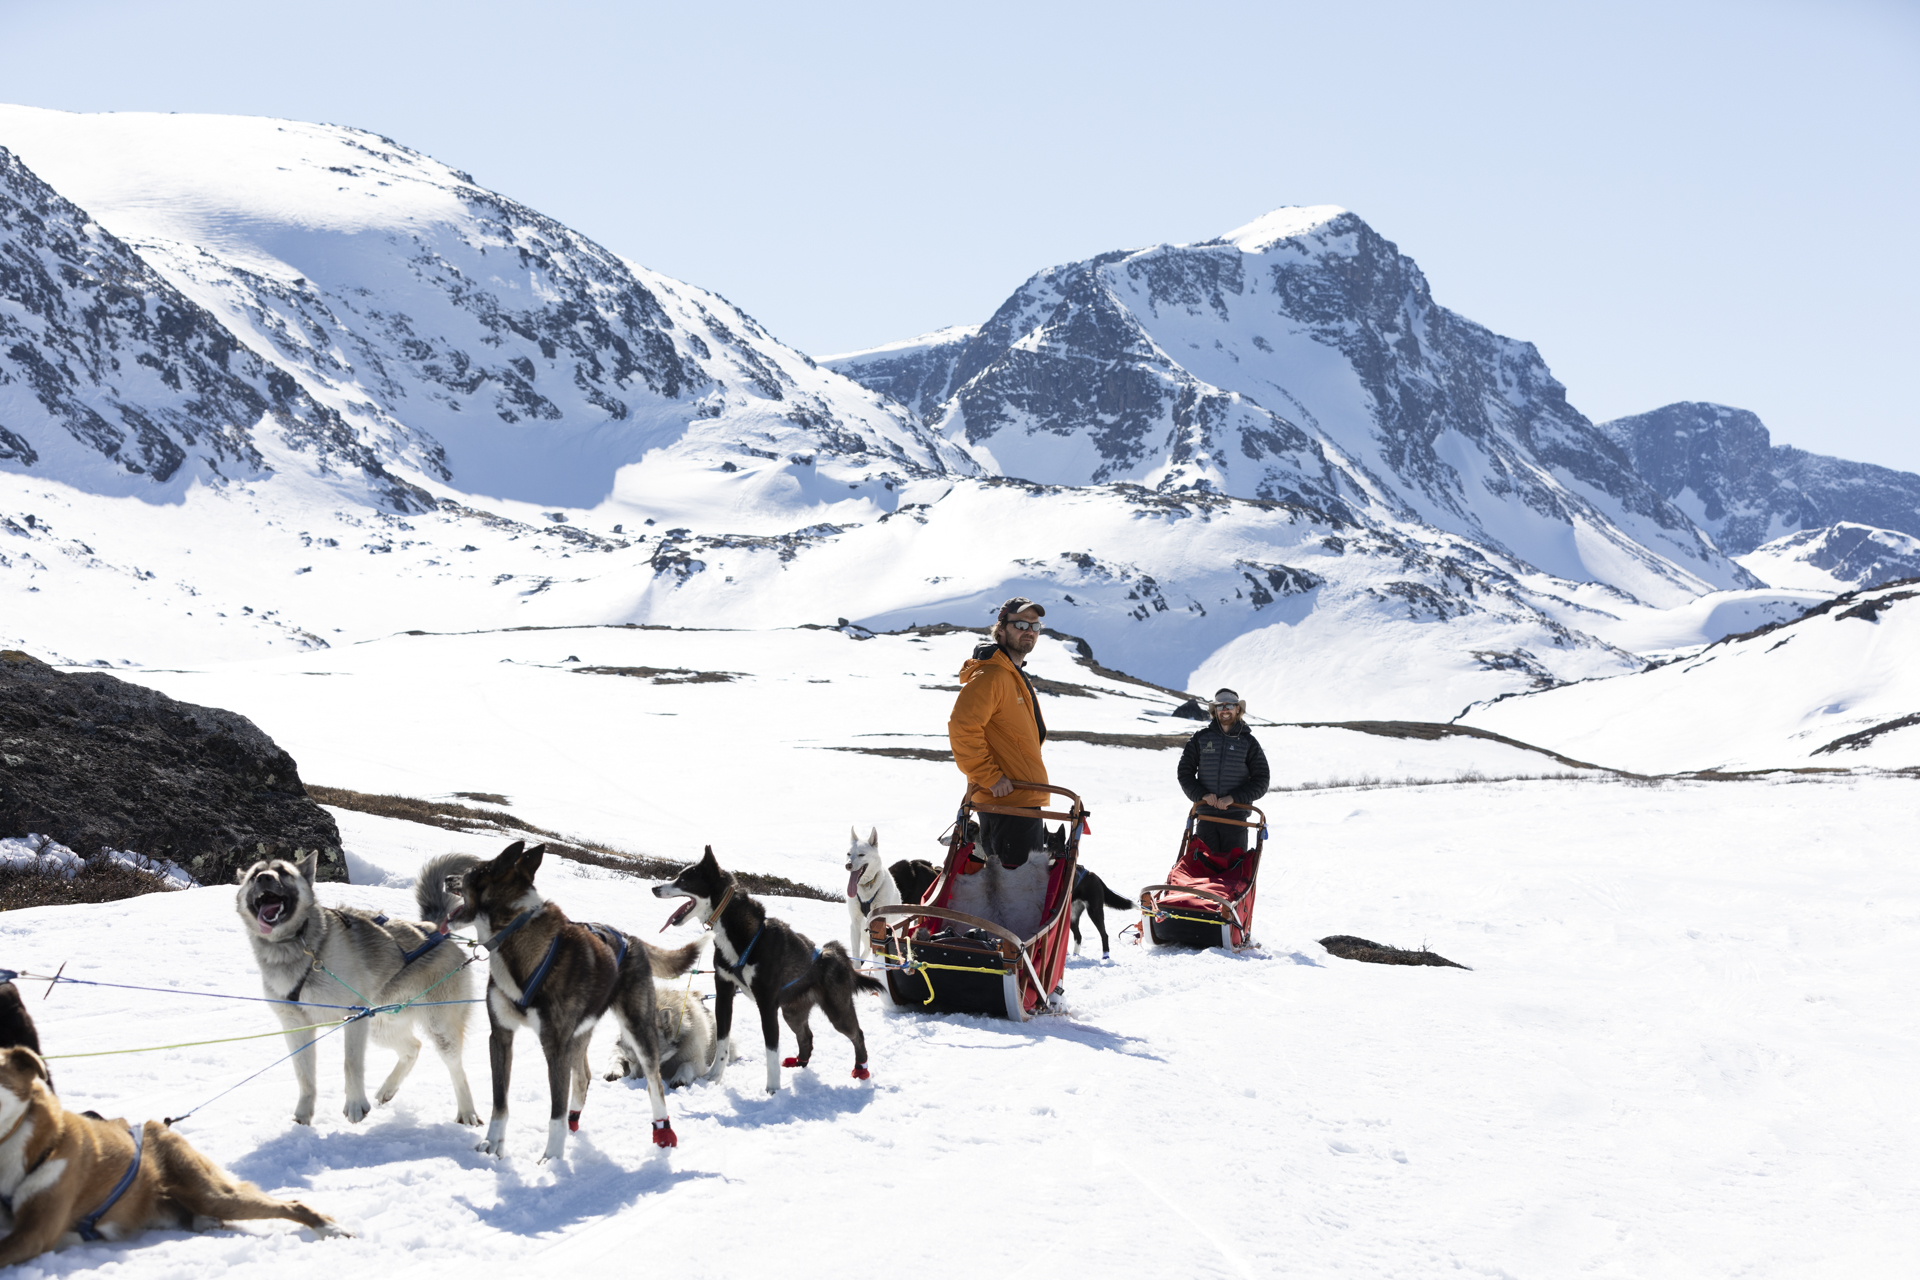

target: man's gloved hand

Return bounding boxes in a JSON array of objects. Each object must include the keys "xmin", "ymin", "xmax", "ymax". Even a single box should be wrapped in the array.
[{"xmin": 990, "ymin": 776, "xmax": 1014, "ymax": 798}]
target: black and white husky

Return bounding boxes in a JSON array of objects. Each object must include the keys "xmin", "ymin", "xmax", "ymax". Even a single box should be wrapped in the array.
[
  {"xmin": 235, "ymin": 850, "xmax": 479, "ymax": 1127},
  {"xmin": 655, "ymin": 846, "xmax": 882, "ymax": 1094},
  {"xmin": 1043, "ymin": 826, "xmax": 1135, "ymax": 958},
  {"xmin": 443, "ymin": 841, "xmax": 702, "ymax": 1159},
  {"xmin": 843, "ymin": 827, "xmax": 937, "ymax": 960}
]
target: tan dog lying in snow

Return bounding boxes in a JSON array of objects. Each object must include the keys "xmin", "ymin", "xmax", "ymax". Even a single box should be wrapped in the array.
[{"xmin": 0, "ymin": 1046, "xmax": 342, "ymax": 1264}]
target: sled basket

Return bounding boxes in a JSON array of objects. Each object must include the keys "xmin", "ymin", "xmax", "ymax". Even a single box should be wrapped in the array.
[
  {"xmin": 867, "ymin": 782, "xmax": 1085, "ymax": 1022},
  {"xmin": 1141, "ymin": 802, "xmax": 1265, "ymax": 950}
]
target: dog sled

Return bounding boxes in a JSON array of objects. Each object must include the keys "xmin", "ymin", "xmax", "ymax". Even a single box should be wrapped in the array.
[
  {"xmin": 1140, "ymin": 801, "xmax": 1266, "ymax": 950},
  {"xmin": 866, "ymin": 782, "xmax": 1085, "ymax": 1022}
]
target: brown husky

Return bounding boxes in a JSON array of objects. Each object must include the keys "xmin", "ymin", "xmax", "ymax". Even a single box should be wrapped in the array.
[
  {"xmin": 444, "ymin": 840, "xmax": 702, "ymax": 1160},
  {"xmin": 0, "ymin": 1047, "xmax": 341, "ymax": 1264}
]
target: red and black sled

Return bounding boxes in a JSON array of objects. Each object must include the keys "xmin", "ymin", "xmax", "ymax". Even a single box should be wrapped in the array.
[
  {"xmin": 1140, "ymin": 801, "xmax": 1266, "ymax": 950},
  {"xmin": 866, "ymin": 781, "xmax": 1086, "ymax": 1022}
]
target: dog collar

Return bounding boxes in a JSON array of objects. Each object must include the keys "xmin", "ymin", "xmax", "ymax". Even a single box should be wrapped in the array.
[
  {"xmin": 0, "ymin": 1136, "xmax": 55, "ymax": 1214},
  {"xmin": 483, "ymin": 906, "xmax": 540, "ymax": 952},
  {"xmin": 701, "ymin": 883, "xmax": 735, "ymax": 931}
]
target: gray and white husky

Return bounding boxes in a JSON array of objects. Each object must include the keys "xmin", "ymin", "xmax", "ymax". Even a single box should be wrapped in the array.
[
  {"xmin": 605, "ymin": 986, "xmax": 731, "ymax": 1088},
  {"xmin": 235, "ymin": 851, "xmax": 479, "ymax": 1127}
]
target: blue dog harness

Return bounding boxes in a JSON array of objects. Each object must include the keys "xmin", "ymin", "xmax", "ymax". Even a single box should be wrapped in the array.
[
  {"xmin": 75, "ymin": 1124, "xmax": 143, "ymax": 1241},
  {"xmin": 715, "ymin": 923, "xmax": 764, "ymax": 984},
  {"xmin": 583, "ymin": 923, "xmax": 630, "ymax": 969},
  {"xmin": 480, "ymin": 908, "xmax": 562, "ymax": 1013}
]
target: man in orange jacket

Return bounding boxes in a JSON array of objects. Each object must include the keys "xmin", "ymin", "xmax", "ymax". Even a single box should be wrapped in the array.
[{"xmin": 948, "ymin": 597, "xmax": 1049, "ymax": 868}]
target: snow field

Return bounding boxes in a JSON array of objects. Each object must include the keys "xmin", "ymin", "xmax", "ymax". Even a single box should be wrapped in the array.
[{"xmin": 3, "ymin": 773, "xmax": 1914, "ymax": 1277}]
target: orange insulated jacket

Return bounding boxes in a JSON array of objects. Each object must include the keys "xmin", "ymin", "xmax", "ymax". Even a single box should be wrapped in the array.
[{"xmin": 948, "ymin": 645, "xmax": 1049, "ymax": 808}]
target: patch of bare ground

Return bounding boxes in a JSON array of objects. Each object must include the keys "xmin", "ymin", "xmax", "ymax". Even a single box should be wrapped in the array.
[
  {"xmin": 305, "ymin": 785, "xmax": 833, "ymax": 901},
  {"xmin": 822, "ymin": 746, "xmax": 953, "ymax": 762},
  {"xmin": 1048, "ymin": 730, "xmax": 1190, "ymax": 749},
  {"xmin": 1300, "ymin": 720, "xmax": 1603, "ymax": 771},
  {"xmin": 0, "ymin": 859, "xmax": 183, "ymax": 910},
  {"xmin": 570, "ymin": 666, "xmax": 739, "ymax": 684},
  {"xmin": 1319, "ymin": 935, "xmax": 1470, "ymax": 969}
]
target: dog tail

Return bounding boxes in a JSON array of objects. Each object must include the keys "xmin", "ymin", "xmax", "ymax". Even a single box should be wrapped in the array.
[
  {"xmin": 415, "ymin": 853, "xmax": 481, "ymax": 923},
  {"xmin": 648, "ymin": 937, "xmax": 705, "ymax": 979},
  {"xmin": 818, "ymin": 940, "xmax": 884, "ymax": 996},
  {"xmin": 1101, "ymin": 886, "xmax": 1134, "ymax": 911}
]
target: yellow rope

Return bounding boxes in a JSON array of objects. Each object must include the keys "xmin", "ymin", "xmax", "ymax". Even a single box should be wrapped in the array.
[{"xmin": 44, "ymin": 1019, "xmax": 349, "ymax": 1060}]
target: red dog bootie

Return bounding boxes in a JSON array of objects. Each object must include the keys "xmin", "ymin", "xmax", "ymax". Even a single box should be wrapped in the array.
[
  {"xmin": 568, "ymin": 1109, "xmax": 582, "ymax": 1133},
  {"xmin": 651, "ymin": 1119, "xmax": 677, "ymax": 1148},
  {"xmin": 852, "ymin": 1064, "xmax": 871, "ymax": 1081},
  {"xmin": 782, "ymin": 1056, "xmax": 802, "ymax": 1068}
]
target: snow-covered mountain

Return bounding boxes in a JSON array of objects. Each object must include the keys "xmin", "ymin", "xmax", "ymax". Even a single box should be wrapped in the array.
[
  {"xmin": 1738, "ymin": 522, "xmax": 1920, "ymax": 595},
  {"xmin": 1600, "ymin": 401, "xmax": 1920, "ymax": 566},
  {"xmin": 830, "ymin": 207, "xmax": 1755, "ymax": 608},
  {"xmin": 0, "ymin": 105, "xmax": 1883, "ymax": 721},
  {"xmin": 0, "ymin": 147, "xmax": 429, "ymax": 511},
  {"xmin": 1459, "ymin": 578, "xmax": 1920, "ymax": 772},
  {"xmin": 0, "ymin": 107, "xmax": 972, "ymax": 527}
]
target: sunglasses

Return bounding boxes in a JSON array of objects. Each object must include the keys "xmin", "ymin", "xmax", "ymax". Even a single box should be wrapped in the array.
[{"xmin": 1006, "ymin": 619, "xmax": 1041, "ymax": 633}]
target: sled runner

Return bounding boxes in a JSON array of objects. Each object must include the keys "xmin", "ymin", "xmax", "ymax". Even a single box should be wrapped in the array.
[
  {"xmin": 866, "ymin": 782, "xmax": 1086, "ymax": 1022},
  {"xmin": 1140, "ymin": 801, "xmax": 1266, "ymax": 950}
]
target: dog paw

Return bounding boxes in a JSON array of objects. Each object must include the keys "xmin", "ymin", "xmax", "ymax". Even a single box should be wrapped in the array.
[
  {"xmin": 475, "ymin": 1138, "xmax": 505, "ymax": 1156},
  {"xmin": 651, "ymin": 1119, "xmax": 677, "ymax": 1148},
  {"xmin": 343, "ymin": 1099, "xmax": 371, "ymax": 1124},
  {"xmin": 456, "ymin": 1110, "xmax": 481, "ymax": 1127},
  {"xmin": 293, "ymin": 1113, "xmax": 313, "ymax": 1126},
  {"xmin": 852, "ymin": 1065, "xmax": 871, "ymax": 1081},
  {"xmin": 781, "ymin": 1056, "xmax": 803, "ymax": 1069}
]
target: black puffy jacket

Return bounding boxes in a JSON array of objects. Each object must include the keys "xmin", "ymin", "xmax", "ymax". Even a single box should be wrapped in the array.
[{"xmin": 1177, "ymin": 722, "xmax": 1270, "ymax": 805}]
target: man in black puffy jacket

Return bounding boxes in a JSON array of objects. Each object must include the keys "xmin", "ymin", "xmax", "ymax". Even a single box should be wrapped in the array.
[{"xmin": 1176, "ymin": 688, "xmax": 1270, "ymax": 854}]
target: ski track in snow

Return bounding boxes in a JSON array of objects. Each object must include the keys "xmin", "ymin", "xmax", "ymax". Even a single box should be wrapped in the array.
[{"xmin": 0, "ymin": 628, "xmax": 1914, "ymax": 1275}]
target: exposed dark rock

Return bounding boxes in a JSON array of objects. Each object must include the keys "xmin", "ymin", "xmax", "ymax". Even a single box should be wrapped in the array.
[
  {"xmin": 0, "ymin": 650, "xmax": 343, "ymax": 884},
  {"xmin": 1601, "ymin": 402, "xmax": 1920, "ymax": 557},
  {"xmin": 0, "ymin": 147, "xmax": 433, "ymax": 511},
  {"xmin": 1812, "ymin": 712, "xmax": 1920, "ymax": 757},
  {"xmin": 1319, "ymin": 935, "xmax": 1470, "ymax": 969}
]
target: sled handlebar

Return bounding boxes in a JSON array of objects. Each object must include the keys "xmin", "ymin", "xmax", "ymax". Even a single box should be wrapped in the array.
[
  {"xmin": 1188, "ymin": 801, "xmax": 1266, "ymax": 829},
  {"xmin": 969, "ymin": 780, "xmax": 1085, "ymax": 823}
]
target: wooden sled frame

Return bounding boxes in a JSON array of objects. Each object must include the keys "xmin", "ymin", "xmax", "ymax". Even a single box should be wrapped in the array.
[
  {"xmin": 867, "ymin": 781, "xmax": 1086, "ymax": 1022},
  {"xmin": 1139, "ymin": 801, "xmax": 1266, "ymax": 951}
]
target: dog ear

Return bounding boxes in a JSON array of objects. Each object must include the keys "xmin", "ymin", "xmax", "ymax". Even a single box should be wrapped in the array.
[
  {"xmin": 867, "ymin": 827, "xmax": 878, "ymax": 849},
  {"xmin": 850, "ymin": 826, "xmax": 859, "ymax": 845},
  {"xmin": 700, "ymin": 845, "xmax": 719, "ymax": 871},
  {"xmin": 495, "ymin": 840, "xmax": 526, "ymax": 866},
  {"xmin": 521, "ymin": 843, "xmax": 546, "ymax": 876},
  {"xmin": 298, "ymin": 849, "xmax": 320, "ymax": 883},
  {"xmin": 1, "ymin": 1045, "xmax": 49, "ymax": 1084}
]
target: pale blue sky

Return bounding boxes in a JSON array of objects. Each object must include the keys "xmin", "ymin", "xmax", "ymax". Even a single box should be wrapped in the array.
[{"xmin": 3, "ymin": 0, "xmax": 1915, "ymax": 470}]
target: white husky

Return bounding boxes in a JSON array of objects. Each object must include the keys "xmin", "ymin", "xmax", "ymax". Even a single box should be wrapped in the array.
[{"xmin": 845, "ymin": 827, "xmax": 903, "ymax": 960}]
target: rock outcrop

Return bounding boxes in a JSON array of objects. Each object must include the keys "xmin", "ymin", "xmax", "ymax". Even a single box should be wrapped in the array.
[{"xmin": 0, "ymin": 650, "xmax": 344, "ymax": 884}]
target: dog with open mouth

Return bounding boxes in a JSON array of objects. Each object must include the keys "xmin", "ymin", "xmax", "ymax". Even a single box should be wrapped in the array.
[
  {"xmin": 0, "ymin": 1045, "xmax": 344, "ymax": 1264},
  {"xmin": 444, "ymin": 840, "xmax": 703, "ymax": 1160},
  {"xmin": 844, "ymin": 827, "xmax": 937, "ymax": 961},
  {"xmin": 655, "ymin": 846, "xmax": 882, "ymax": 1095},
  {"xmin": 235, "ymin": 850, "xmax": 480, "ymax": 1128}
]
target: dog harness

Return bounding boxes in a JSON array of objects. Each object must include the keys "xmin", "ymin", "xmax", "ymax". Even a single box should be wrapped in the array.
[
  {"xmin": 481, "ymin": 908, "xmax": 563, "ymax": 1013},
  {"xmin": 583, "ymin": 923, "xmax": 630, "ymax": 969},
  {"xmin": 714, "ymin": 923, "xmax": 764, "ymax": 984},
  {"xmin": 74, "ymin": 1124, "xmax": 143, "ymax": 1242},
  {"xmin": 371, "ymin": 912, "xmax": 452, "ymax": 966}
]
